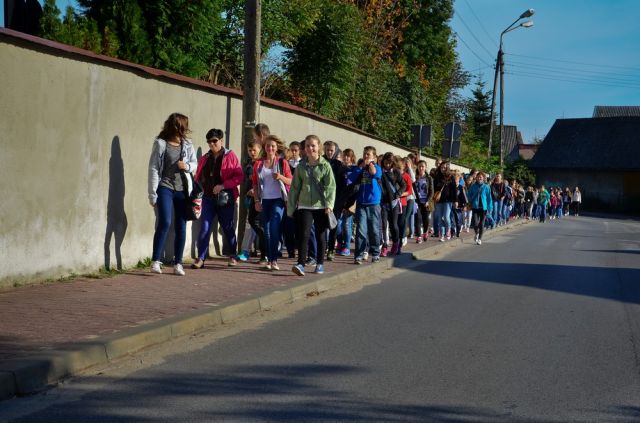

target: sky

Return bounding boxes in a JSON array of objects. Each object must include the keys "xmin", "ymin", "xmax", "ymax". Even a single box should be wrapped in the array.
[
  {"xmin": 451, "ymin": 0, "xmax": 640, "ymax": 142},
  {"xmin": 3, "ymin": 1, "xmax": 640, "ymax": 144}
]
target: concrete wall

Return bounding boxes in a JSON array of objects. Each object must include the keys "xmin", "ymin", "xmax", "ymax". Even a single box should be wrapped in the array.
[{"xmin": 0, "ymin": 30, "xmax": 468, "ymax": 288}]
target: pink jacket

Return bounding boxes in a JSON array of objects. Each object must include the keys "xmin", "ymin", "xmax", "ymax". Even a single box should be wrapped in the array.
[{"xmin": 195, "ymin": 149, "xmax": 244, "ymax": 201}]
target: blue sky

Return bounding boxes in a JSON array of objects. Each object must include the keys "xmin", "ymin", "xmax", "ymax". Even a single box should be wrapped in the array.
[
  {"xmin": 451, "ymin": 0, "xmax": 640, "ymax": 142},
  {"xmin": 4, "ymin": 1, "xmax": 640, "ymax": 143}
]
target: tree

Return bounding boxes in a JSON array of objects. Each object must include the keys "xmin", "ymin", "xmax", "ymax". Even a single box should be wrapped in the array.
[{"xmin": 504, "ymin": 158, "xmax": 536, "ymax": 186}]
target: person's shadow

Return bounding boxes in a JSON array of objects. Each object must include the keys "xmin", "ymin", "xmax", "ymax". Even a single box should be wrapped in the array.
[{"xmin": 104, "ymin": 136, "xmax": 128, "ymax": 270}]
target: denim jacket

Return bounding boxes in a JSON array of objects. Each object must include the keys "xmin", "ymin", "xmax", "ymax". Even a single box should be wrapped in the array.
[{"xmin": 147, "ymin": 138, "xmax": 198, "ymax": 204}]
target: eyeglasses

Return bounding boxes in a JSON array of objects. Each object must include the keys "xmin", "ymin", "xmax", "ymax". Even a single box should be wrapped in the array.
[{"xmin": 207, "ymin": 138, "xmax": 220, "ymax": 144}]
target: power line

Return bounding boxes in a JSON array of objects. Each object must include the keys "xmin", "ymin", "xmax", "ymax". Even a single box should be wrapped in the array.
[
  {"xmin": 462, "ymin": 0, "xmax": 499, "ymax": 49},
  {"xmin": 454, "ymin": 32, "xmax": 493, "ymax": 68},
  {"xmin": 507, "ymin": 59, "xmax": 640, "ymax": 81},
  {"xmin": 455, "ymin": 12, "xmax": 495, "ymax": 61},
  {"xmin": 505, "ymin": 52, "xmax": 640, "ymax": 72},
  {"xmin": 506, "ymin": 70, "xmax": 640, "ymax": 90},
  {"xmin": 506, "ymin": 63, "xmax": 640, "ymax": 85}
]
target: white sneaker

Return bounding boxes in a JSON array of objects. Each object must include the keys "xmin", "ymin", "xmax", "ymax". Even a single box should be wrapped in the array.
[
  {"xmin": 150, "ymin": 261, "xmax": 162, "ymax": 274},
  {"xmin": 439, "ymin": 236, "xmax": 445, "ymax": 242},
  {"xmin": 474, "ymin": 233, "xmax": 479, "ymax": 243},
  {"xmin": 174, "ymin": 263, "xmax": 185, "ymax": 276},
  {"xmin": 363, "ymin": 251, "xmax": 369, "ymax": 261},
  {"xmin": 476, "ymin": 239, "xmax": 482, "ymax": 245},
  {"xmin": 402, "ymin": 237, "xmax": 407, "ymax": 246}
]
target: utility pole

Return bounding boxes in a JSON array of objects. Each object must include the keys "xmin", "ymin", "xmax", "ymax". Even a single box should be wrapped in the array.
[
  {"xmin": 238, "ymin": 0, "xmax": 261, "ymax": 249},
  {"xmin": 487, "ymin": 48, "xmax": 500, "ymax": 159},
  {"xmin": 499, "ymin": 49, "xmax": 505, "ymax": 168}
]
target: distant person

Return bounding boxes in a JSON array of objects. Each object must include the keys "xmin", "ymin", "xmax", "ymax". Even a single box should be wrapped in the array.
[
  {"xmin": 253, "ymin": 123, "xmax": 270, "ymax": 147},
  {"xmin": 466, "ymin": 172, "xmax": 493, "ymax": 245},
  {"xmin": 192, "ymin": 129, "xmax": 243, "ymax": 268},
  {"xmin": 413, "ymin": 160, "xmax": 434, "ymax": 243},
  {"xmin": 148, "ymin": 113, "xmax": 198, "ymax": 275},
  {"xmin": 538, "ymin": 185, "xmax": 550, "ymax": 223},
  {"xmin": 572, "ymin": 187, "xmax": 582, "ymax": 216}
]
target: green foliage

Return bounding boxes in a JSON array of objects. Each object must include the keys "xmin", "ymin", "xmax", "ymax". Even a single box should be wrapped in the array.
[{"xmin": 504, "ymin": 158, "xmax": 536, "ymax": 186}]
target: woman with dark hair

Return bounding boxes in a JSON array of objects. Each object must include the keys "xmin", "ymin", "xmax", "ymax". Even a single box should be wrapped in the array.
[
  {"xmin": 572, "ymin": 187, "xmax": 582, "ymax": 216},
  {"xmin": 432, "ymin": 161, "xmax": 457, "ymax": 242},
  {"xmin": 379, "ymin": 152, "xmax": 406, "ymax": 256},
  {"xmin": 147, "ymin": 113, "xmax": 198, "ymax": 275},
  {"xmin": 192, "ymin": 129, "xmax": 244, "ymax": 268}
]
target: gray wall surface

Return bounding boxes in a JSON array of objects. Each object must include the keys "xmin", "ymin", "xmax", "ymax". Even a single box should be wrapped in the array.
[{"xmin": 0, "ymin": 31, "xmax": 468, "ymax": 288}]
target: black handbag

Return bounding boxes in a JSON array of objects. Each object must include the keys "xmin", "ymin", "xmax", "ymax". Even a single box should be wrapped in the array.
[
  {"xmin": 180, "ymin": 171, "xmax": 203, "ymax": 221},
  {"xmin": 214, "ymin": 190, "xmax": 231, "ymax": 207}
]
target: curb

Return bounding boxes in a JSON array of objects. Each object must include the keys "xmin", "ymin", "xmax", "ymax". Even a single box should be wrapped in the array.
[{"xmin": 0, "ymin": 220, "xmax": 528, "ymax": 401}]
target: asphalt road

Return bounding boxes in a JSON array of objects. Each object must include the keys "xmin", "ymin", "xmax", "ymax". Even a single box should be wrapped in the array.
[{"xmin": 3, "ymin": 215, "xmax": 640, "ymax": 422}]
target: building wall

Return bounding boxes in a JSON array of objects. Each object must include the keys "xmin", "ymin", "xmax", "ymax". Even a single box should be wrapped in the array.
[
  {"xmin": 536, "ymin": 169, "xmax": 640, "ymax": 212},
  {"xmin": 0, "ymin": 32, "xmax": 469, "ymax": 287}
]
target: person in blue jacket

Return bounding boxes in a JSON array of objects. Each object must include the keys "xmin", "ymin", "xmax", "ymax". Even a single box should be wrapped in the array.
[
  {"xmin": 347, "ymin": 146, "xmax": 383, "ymax": 264},
  {"xmin": 466, "ymin": 171, "xmax": 493, "ymax": 245}
]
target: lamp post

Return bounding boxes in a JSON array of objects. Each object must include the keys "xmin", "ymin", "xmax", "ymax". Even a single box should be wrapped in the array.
[{"xmin": 487, "ymin": 9, "xmax": 534, "ymax": 167}]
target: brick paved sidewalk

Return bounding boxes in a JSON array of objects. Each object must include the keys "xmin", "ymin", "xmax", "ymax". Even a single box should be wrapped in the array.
[{"xmin": 0, "ymin": 229, "xmax": 481, "ymax": 362}]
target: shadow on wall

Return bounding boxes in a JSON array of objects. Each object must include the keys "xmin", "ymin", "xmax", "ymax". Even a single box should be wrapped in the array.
[{"xmin": 104, "ymin": 136, "xmax": 128, "ymax": 271}]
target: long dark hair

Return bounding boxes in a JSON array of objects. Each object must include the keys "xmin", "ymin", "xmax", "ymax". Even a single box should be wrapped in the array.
[{"xmin": 158, "ymin": 113, "xmax": 190, "ymax": 141}]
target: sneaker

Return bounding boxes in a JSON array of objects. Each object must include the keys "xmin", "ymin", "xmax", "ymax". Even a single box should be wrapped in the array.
[
  {"xmin": 371, "ymin": 256, "xmax": 380, "ymax": 263},
  {"xmin": 465, "ymin": 227, "xmax": 470, "ymax": 233},
  {"xmin": 228, "ymin": 257, "xmax": 237, "ymax": 267},
  {"xmin": 474, "ymin": 233, "xmax": 479, "ymax": 243},
  {"xmin": 446, "ymin": 229, "xmax": 451, "ymax": 240},
  {"xmin": 380, "ymin": 246, "xmax": 388, "ymax": 257},
  {"xmin": 416, "ymin": 236, "xmax": 423, "ymax": 244},
  {"xmin": 326, "ymin": 251, "xmax": 335, "ymax": 261},
  {"xmin": 271, "ymin": 261, "xmax": 280, "ymax": 271},
  {"xmin": 150, "ymin": 260, "xmax": 162, "ymax": 274},
  {"xmin": 423, "ymin": 233, "xmax": 429, "ymax": 242},
  {"xmin": 237, "ymin": 250, "xmax": 250, "ymax": 262},
  {"xmin": 476, "ymin": 239, "xmax": 482, "ymax": 245},
  {"xmin": 336, "ymin": 248, "xmax": 351, "ymax": 256},
  {"xmin": 174, "ymin": 263, "xmax": 185, "ymax": 276},
  {"xmin": 191, "ymin": 259, "xmax": 204, "ymax": 269},
  {"xmin": 390, "ymin": 242, "xmax": 399, "ymax": 255},
  {"xmin": 292, "ymin": 263, "xmax": 305, "ymax": 276},
  {"xmin": 402, "ymin": 237, "xmax": 407, "ymax": 247},
  {"xmin": 305, "ymin": 257, "xmax": 317, "ymax": 267},
  {"xmin": 363, "ymin": 251, "xmax": 369, "ymax": 261},
  {"xmin": 315, "ymin": 264, "xmax": 325, "ymax": 274},
  {"xmin": 439, "ymin": 236, "xmax": 445, "ymax": 242},
  {"xmin": 354, "ymin": 257, "xmax": 363, "ymax": 265},
  {"xmin": 263, "ymin": 263, "xmax": 272, "ymax": 271}
]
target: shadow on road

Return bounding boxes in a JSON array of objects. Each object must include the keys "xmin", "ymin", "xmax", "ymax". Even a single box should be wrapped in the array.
[
  {"xmin": 410, "ymin": 260, "xmax": 640, "ymax": 304},
  {"xmin": 10, "ymin": 364, "xmax": 639, "ymax": 422}
]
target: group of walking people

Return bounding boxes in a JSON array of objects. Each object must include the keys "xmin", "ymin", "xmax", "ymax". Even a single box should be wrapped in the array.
[{"xmin": 147, "ymin": 113, "xmax": 582, "ymax": 276}]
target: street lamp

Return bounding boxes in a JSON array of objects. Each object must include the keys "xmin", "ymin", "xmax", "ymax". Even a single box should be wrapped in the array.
[{"xmin": 487, "ymin": 9, "xmax": 535, "ymax": 167}]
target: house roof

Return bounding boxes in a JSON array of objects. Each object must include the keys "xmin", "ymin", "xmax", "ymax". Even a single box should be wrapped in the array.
[
  {"xmin": 529, "ymin": 117, "xmax": 640, "ymax": 171},
  {"xmin": 593, "ymin": 106, "xmax": 640, "ymax": 118},
  {"xmin": 503, "ymin": 125, "xmax": 522, "ymax": 158}
]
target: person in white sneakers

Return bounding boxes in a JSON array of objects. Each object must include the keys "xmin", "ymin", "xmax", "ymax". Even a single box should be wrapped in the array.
[
  {"xmin": 148, "ymin": 113, "xmax": 198, "ymax": 275},
  {"xmin": 466, "ymin": 172, "xmax": 493, "ymax": 245}
]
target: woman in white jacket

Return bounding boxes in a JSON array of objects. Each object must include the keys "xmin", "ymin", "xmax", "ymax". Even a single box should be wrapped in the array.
[
  {"xmin": 572, "ymin": 187, "xmax": 582, "ymax": 216},
  {"xmin": 147, "ymin": 113, "xmax": 198, "ymax": 275}
]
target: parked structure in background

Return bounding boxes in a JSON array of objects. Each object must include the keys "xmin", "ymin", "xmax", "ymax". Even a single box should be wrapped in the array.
[
  {"xmin": 502, "ymin": 125, "xmax": 524, "ymax": 163},
  {"xmin": 529, "ymin": 109, "xmax": 640, "ymax": 213}
]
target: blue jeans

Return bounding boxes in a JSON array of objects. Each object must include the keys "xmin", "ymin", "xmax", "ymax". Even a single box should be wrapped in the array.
[
  {"xmin": 261, "ymin": 198, "xmax": 285, "ymax": 262},
  {"xmin": 337, "ymin": 214, "xmax": 353, "ymax": 250},
  {"xmin": 355, "ymin": 204, "xmax": 381, "ymax": 259},
  {"xmin": 492, "ymin": 199, "xmax": 503, "ymax": 226},
  {"xmin": 434, "ymin": 202, "xmax": 452, "ymax": 236},
  {"xmin": 197, "ymin": 197, "xmax": 237, "ymax": 260},
  {"xmin": 539, "ymin": 204, "xmax": 547, "ymax": 222},
  {"xmin": 152, "ymin": 186, "xmax": 187, "ymax": 264}
]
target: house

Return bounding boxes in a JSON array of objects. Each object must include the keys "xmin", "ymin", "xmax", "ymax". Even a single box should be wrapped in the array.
[
  {"xmin": 593, "ymin": 105, "xmax": 640, "ymax": 118},
  {"xmin": 529, "ymin": 116, "xmax": 640, "ymax": 212},
  {"xmin": 503, "ymin": 125, "xmax": 523, "ymax": 163}
]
